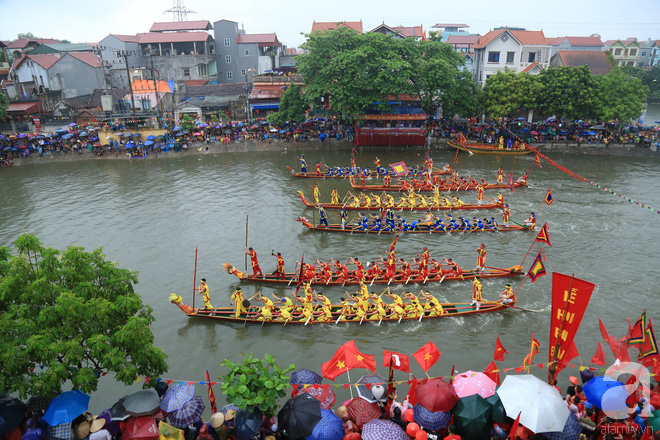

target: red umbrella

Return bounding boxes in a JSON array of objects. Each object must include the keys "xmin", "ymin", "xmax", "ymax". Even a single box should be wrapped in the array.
[
  {"xmin": 414, "ymin": 378, "xmax": 459, "ymax": 412},
  {"xmin": 293, "ymin": 384, "xmax": 336, "ymax": 409},
  {"xmin": 294, "ymin": 128, "xmax": 303, "ymax": 133},
  {"xmin": 345, "ymin": 397, "xmax": 381, "ymax": 428},
  {"xmin": 123, "ymin": 417, "xmax": 158, "ymax": 440}
]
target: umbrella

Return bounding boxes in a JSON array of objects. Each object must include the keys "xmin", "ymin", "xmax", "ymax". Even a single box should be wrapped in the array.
[
  {"xmin": 160, "ymin": 384, "xmax": 195, "ymax": 413},
  {"xmin": 123, "ymin": 416, "xmax": 158, "ymax": 440},
  {"xmin": 43, "ymin": 390, "xmax": 90, "ymax": 426},
  {"xmin": 0, "ymin": 397, "xmax": 28, "ymax": 436},
  {"xmin": 516, "ymin": 117, "xmax": 526, "ymax": 121},
  {"xmin": 123, "ymin": 133, "xmax": 133, "ymax": 138},
  {"xmin": 497, "ymin": 374, "xmax": 569, "ymax": 433},
  {"xmin": 233, "ymin": 408, "xmax": 263, "ymax": 440},
  {"xmin": 293, "ymin": 384, "xmax": 336, "ymax": 409},
  {"xmin": 269, "ymin": 128, "xmax": 278, "ymax": 132},
  {"xmin": 26, "ymin": 396, "xmax": 51, "ymax": 413},
  {"xmin": 250, "ymin": 124, "xmax": 259, "ymax": 130},
  {"xmin": 17, "ymin": 133, "xmax": 27, "ymax": 138},
  {"xmin": 132, "ymin": 133, "xmax": 142, "ymax": 137},
  {"xmin": 530, "ymin": 131, "xmax": 539, "ymax": 135},
  {"xmin": 587, "ymin": 130, "xmax": 596, "ymax": 136},
  {"xmin": 97, "ymin": 409, "xmax": 121, "ymax": 435},
  {"xmin": 114, "ymin": 132, "xmax": 124, "ymax": 136},
  {"xmin": 485, "ymin": 394, "xmax": 506, "ymax": 423},
  {"xmin": 172, "ymin": 126, "xmax": 182, "ymax": 131},
  {"xmin": 78, "ymin": 131, "xmax": 88, "ymax": 137},
  {"xmin": 109, "ymin": 397, "xmax": 129, "ymax": 421},
  {"xmin": 582, "ymin": 376, "xmax": 626, "ymax": 412},
  {"xmin": 175, "ymin": 132, "xmax": 184, "ymax": 137},
  {"xmin": 278, "ymin": 393, "xmax": 322, "ymax": 439},
  {"xmin": 61, "ymin": 134, "xmax": 74, "ymax": 140},
  {"xmin": 167, "ymin": 396, "xmax": 205, "ymax": 428},
  {"xmin": 220, "ymin": 403, "xmax": 238, "ymax": 415},
  {"xmin": 356, "ymin": 375, "xmax": 387, "ymax": 403},
  {"xmin": 146, "ymin": 135, "xmax": 156, "ymax": 140},
  {"xmin": 193, "ymin": 132, "xmax": 202, "ymax": 136},
  {"xmin": 68, "ymin": 123, "xmax": 77, "ymax": 127},
  {"xmin": 541, "ymin": 414, "xmax": 583, "ymax": 440},
  {"xmin": 295, "ymin": 128, "xmax": 303, "ymax": 133},
  {"xmin": 361, "ymin": 419, "xmax": 408, "ymax": 440},
  {"xmin": 345, "ymin": 397, "xmax": 381, "ymax": 428},
  {"xmin": 290, "ymin": 369, "xmax": 324, "ymax": 385},
  {"xmin": 306, "ymin": 408, "xmax": 343, "ymax": 440},
  {"xmin": 648, "ymin": 410, "xmax": 660, "ymax": 432},
  {"xmin": 121, "ymin": 390, "xmax": 160, "ymax": 417},
  {"xmin": 143, "ymin": 140, "xmax": 154, "ymax": 146},
  {"xmin": 125, "ymin": 143, "xmax": 134, "ymax": 149},
  {"xmin": 18, "ymin": 145, "xmax": 28, "ymax": 149},
  {"xmin": 452, "ymin": 370, "xmax": 497, "ymax": 398},
  {"xmin": 451, "ymin": 394, "xmax": 492, "ymax": 440},
  {"xmin": 413, "ymin": 403, "xmax": 451, "ymax": 431},
  {"xmin": 415, "ymin": 378, "xmax": 459, "ymax": 413}
]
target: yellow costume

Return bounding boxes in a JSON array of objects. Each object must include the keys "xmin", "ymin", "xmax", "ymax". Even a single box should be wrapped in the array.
[{"xmin": 231, "ymin": 289, "xmax": 246, "ymax": 317}]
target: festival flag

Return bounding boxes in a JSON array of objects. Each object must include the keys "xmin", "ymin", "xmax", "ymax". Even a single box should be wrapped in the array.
[
  {"xmin": 494, "ymin": 336, "xmax": 508, "ymax": 362},
  {"xmin": 628, "ymin": 310, "xmax": 647, "ymax": 345},
  {"xmin": 205, "ymin": 370, "xmax": 217, "ymax": 414},
  {"xmin": 639, "ymin": 426, "xmax": 652, "ymax": 440},
  {"xmin": 382, "ymin": 350, "xmax": 410, "ymax": 373},
  {"xmin": 509, "ymin": 412, "xmax": 521, "ymax": 440},
  {"xmin": 640, "ymin": 320, "xmax": 659, "ymax": 359},
  {"xmin": 527, "ymin": 250, "xmax": 547, "ymax": 283},
  {"xmin": 506, "ymin": 170, "xmax": 515, "ymax": 194},
  {"xmin": 321, "ymin": 340, "xmax": 377, "ymax": 380},
  {"xmin": 390, "ymin": 161, "xmax": 409, "ymax": 176},
  {"xmin": 413, "ymin": 341, "xmax": 441, "ymax": 372},
  {"xmin": 516, "ymin": 335, "xmax": 540, "ymax": 373},
  {"xmin": 600, "ymin": 318, "xmax": 621, "ymax": 356},
  {"xmin": 457, "ymin": 132, "xmax": 467, "ymax": 144},
  {"xmin": 535, "ymin": 222, "xmax": 552, "ymax": 247},
  {"xmin": 449, "ymin": 364, "xmax": 455, "ymax": 385},
  {"xmin": 534, "ymin": 154, "xmax": 542, "ymax": 168},
  {"xmin": 484, "ymin": 361, "xmax": 500, "ymax": 386},
  {"xmin": 544, "ymin": 188, "xmax": 554, "ymax": 205},
  {"xmin": 386, "ymin": 353, "xmax": 396, "ymax": 415},
  {"xmin": 548, "ymin": 273, "xmax": 596, "ymax": 380},
  {"xmin": 590, "ymin": 342, "xmax": 607, "ymax": 366}
]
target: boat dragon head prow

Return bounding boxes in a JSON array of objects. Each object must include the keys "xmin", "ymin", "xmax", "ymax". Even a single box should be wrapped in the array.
[
  {"xmin": 169, "ymin": 293, "xmax": 194, "ymax": 313},
  {"xmin": 296, "ymin": 217, "xmax": 312, "ymax": 228},
  {"xmin": 223, "ymin": 262, "xmax": 245, "ymax": 278}
]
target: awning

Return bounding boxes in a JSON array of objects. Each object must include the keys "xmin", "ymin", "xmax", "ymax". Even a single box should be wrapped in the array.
[
  {"xmin": 251, "ymin": 104, "xmax": 279, "ymax": 110},
  {"xmin": 7, "ymin": 102, "xmax": 43, "ymax": 115}
]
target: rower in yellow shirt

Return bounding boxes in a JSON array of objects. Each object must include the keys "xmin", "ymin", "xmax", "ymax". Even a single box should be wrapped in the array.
[
  {"xmin": 330, "ymin": 189, "xmax": 340, "ymax": 205},
  {"xmin": 230, "ymin": 287, "xmax": 247, "ymax": 317}
]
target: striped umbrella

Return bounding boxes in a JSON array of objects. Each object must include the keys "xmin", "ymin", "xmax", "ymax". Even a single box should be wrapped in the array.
[
  {"xmin": 345, "ymin": 398, "xmax": 381, "ymax": 428},
  {"xmin": 413, "ymin": 403, "xmax": 451, "ymax": 431},
  {"xmin": 290, "ymin": 369, "xmax": 323, "ymax": 385},
  {"xmin": 167, "ymin": 396, "xmax": 205, "ymax": 428},
  {"xmin": 160, "ymin": 384, "xmax": 194, "ymax": 413},
  {"xmin": 361, "ymin": 419, "xmax": 408, "ymax": 440},
  {"xmin": 541, "ymin": 414, "xmax": 583, "ymax": 440},
  {"xmin": 305, "ymin": 409, "xmax": 343, "ymax": 440}
]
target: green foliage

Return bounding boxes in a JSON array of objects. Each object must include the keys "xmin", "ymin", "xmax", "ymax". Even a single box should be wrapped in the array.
[
  {"xmin": 0, "ymin": 92, "xmax": 9, "ymax": 120},
  {"xmin": 536, "ymin": 66, "xmax": 599, "ymax": 121},
  {"xmin": 427, "ymin": 31, "xmax": 443, "ymax": 42},
  {"xmin": 0, "ymin": 234, "xmax": 168, "ymax": 398},
  {"xmin": 267, "ymin": 84, "xmax": 309, "ymax": 125},
  {"xmin": 219, "ymin": 353, "xmax": 294, "ymax": 416},
  {"xmin": 180, "ymin": 114, "xmax": 195, "ymax": 132},
  {"xmin": 594, "ymin": 68, "xmax": 648, "ymax": 131},
  {"xmin": 17, "ymin": 32, "xmax": 36, "ymax": 39},
  {"xmin": 482, "ymin": 69, "xmax": 542, "ymax": 119},
  {"xmin": 621, "ymin": 65, "xmax": 660, "ymax": 102}
]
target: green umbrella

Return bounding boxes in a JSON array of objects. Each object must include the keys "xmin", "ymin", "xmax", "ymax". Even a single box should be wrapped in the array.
[
  {"xmin": 485, "ymin": 393, "xmax": 506, "ymax": 423},
  {"xmin": 648, "ymin": 410, "xmax": 660, "ymax": 432},
  {"xmin": 548, "ymin": 130, "xmax": 556, "ymax": 135},
  {"xmin": 451, "ymin": 394, "xmax": 492, "ymax": 440}
]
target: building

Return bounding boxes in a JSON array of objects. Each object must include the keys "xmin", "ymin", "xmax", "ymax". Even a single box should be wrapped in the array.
[
  {"xmin": 444, "ymin": 35, "xmax": 480, "ymax": 53},
  {"xmin": 174, "ymin": 82, "xmax": 247, "ymax": 120},
  {"xmin": 29, "ymin": 43, "xmax": 95, "ymax": 55},
  {"xmin": 96, "ymin": 34, "xmax": 143, "ymax": 89},
  {"xmin": 430, "ymin": 24, "xmax": 471, "ymax": 41},
  {"xmin": 603, "ymin": 38, "xmax": 640, "ymax": 67},
  {"xmin": 637, "ymin": 39, "xmax": 658, "ymax": 67},
  {"xmin": 472, "ymin": 28, "xmax": 551, "ymax": 86},
  {"xmin": 5, "ymin": 38, "xmax": 61, "ymax": 58},
  {"xmin": 368, "ymin": 24, "xmax": 426, "ymax": 40},
  {"xmin": 547, "ymin": 36, "xmax": 603, "ymax": 58},
  {"xmin": 139, "ymin": 30, "xmax": 216, "ymax": 82},
  {"xmin": 310, "ymin": 21, "xmax": 364, "ymax": 34},
  {"xmin": 651, "ymin": 40, "xmax": 660, "ymax": 67},
  {"xmin": 549, "ymin": 51, "xmax": 613, "ymax": 76}
]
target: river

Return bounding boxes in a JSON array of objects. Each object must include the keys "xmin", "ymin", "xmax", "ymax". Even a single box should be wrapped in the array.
[{"xmin": 2, "ymin": 146, "xmax": 660, "ymax": 415}]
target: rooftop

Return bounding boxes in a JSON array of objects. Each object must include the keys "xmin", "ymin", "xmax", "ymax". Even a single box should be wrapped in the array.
[
  {"xmin": 6, "ymin": 38, "xmax": 61, "ymax": 49},
  {"xmin": 548, "ymin": 36, "xmax": 603, "ymax": 47},
  {"xmin": 473, "ymin": 28, "xmax": 548, "ymax": 49},
  {"xmin": 311, "ymin": 21, "xmax": 363, "ymax": 34},
  {"xmin": 66, "ymin": 52, "xmax": 105, "ymax": 68},
  {"xmin": 391, "ymin": 26, "xmax": 425, "ymax": 39},
  {"xmin": 431, "ymin": 23, "xmax": 469, "ymax": 29},
  {"xmin": 555, "ymin": 51, "xmax": 613, "ymax": 76},
  {"xmin": 138, "ymin": 32, "xmax": 213, "ymax": 44},
  {"xmin": 445, "ymin": 35, "xmax": 480, "ymax": 45},
  {"xmin": 150, "ymin": 21, "xmax": 213, "ymax": 32},
  {"xmin": 236, "ymin": 33, "xmax": 282, "ymax": 47}
]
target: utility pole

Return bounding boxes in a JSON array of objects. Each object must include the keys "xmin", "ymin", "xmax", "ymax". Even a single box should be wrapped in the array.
[
  {"xmin": 92, "ymin": 45, "xmax": 110, "ymax": 95},
  {"xmin": 117, "ymin": 50, "xmax": 136, "ymax": 115},
  {"xmin": 150, "ymin": 56, "xmax": 162, "ymax": 128}
]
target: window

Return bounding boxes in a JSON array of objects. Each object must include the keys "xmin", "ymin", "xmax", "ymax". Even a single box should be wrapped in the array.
[
  {"xmin": 182, "ymin": 67, "xmax": 190, "ymax": 78},
  {"xmin": 225, "ymin": 55, "xmax": 231, "ymax": 63},
  {"xmin": 528, "ymin": 52, "xmax": 536, "ymax": 63},
  {"xmin": 630, "ymin": 49, "xmax": 637, "ymax": 56},
  {"xmin": 227, "ymin": 71, "xmax": 233, "ymax": 80},
  {"xmin": 198, "ymin": 64, "xmax": 207, "ymax": 77},
  {"xmin": 224, "ymin": 38, "xmax": 230, "ymax": 46},
  {"xmin": 642, "ymin": 51, "xmax": 647, "ymax": 56},
  {"xmin": 506, "ymin": 51, "xmax": 515, "ymax": 63},
  {"xmin": 244, "ymin": 49, "xmax": 249, "ymax": 56},
  {"xmin": 614, "ymin": 48, "xmax": 622, "ymax": 56},
  {"xmin": 487, "ymin": 51, "xmax": 500, "ymax": 63},
  {"xmin": 241, "ymin": 69, "xmax": 246, "ymax": 76}
]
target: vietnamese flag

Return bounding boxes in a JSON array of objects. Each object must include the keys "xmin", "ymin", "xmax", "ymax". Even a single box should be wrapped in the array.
[
  {"xmin": 494, "ymin": 336, "xmax": 508, "ymax": 362},
  {"xmin": 321, "ymin": 340, "xmax": 376, "ymax": 381},
  {"xmin": 509, "ymin": 412, "xmax": 521, "ymax": 440},
  {"xmin": 382, "ymin": 350, "xmax": 410, "ymax": 373},
  {"xmin": 413, "ymin": 341, "xmax": 441, "ymax": 372},
  {"xmin": 484, "ymin": 361, "xmax": 500, "ymax": 386},
  {"xmin": 590, "ymin": 342, "xmax": 606, "ymax": 366},
  {"xmin": 599, "ymin": 318, "xmax": 621, "ymax": 356}
]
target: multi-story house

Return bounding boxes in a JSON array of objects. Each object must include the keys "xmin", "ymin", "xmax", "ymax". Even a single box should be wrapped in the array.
[
  {"xmin": 549, "ymin": 51, "xmax": 613, "ymax": 76},
  {"xmin": 472, "ymin": 28, "xmax": 551, "ymax": 86},
  {"xmin": 650, "ymin": 40, "xmax": 660, "ymax": 67},
  {"xmin": 603, "ymin": 38, "xmax": 640, "ymax": 67},
  {"xmin": 547, "ymin": 36, "xmax": 603, "ymax": 58},
  {"xmin": 5, "ymin": 38, "xmax": 61, "ymax": 59},
  {"xmin": 637, "ymin": 39, "xmax": 657, "ymax": 67}
]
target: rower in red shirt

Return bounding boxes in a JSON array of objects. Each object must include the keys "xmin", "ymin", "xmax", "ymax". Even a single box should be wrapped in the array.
[{"xmin": 246, "ymin": 247, "xmax": 264, "ymax": 277}]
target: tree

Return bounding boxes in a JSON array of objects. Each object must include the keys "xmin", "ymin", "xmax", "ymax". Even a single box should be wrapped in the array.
[
  {"xmin": 0, "ymin": 234, "xmax": 168, "ymax": 398},
  {"xmin": 481, "ymin": 69, "xmax": 542, "ymax": 119},
  {"xmin": 267, "ymin": 84, "xmax": 309, "ymax": 125},
  {"xmin": 594, "ymin": 68, "xmax": 649, "ymax": 132},
  {"xmin": 219, "ymin": 353, "xmax": 294, "ymax": 416},
  {"xmin": 17, "ymin": 32, "xmax": 36, "ymax": 39},
  {"xmin": 180, "ymin": 113, "xmax": 195, "ymax": 132},
  {"xmin": 0, "ymin": 92, "xmax": 9, "ymax": 121},
  {"xmin": 536, "ymin": 66, "xmax": 599, "ymax": 121}
]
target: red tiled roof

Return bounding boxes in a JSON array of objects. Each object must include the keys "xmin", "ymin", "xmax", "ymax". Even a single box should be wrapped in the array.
[
  {"xmin": 185, "ymin": 79, "xmax": 208, "ymax": 86},
  {"xmin": 13, "ymin": 54, "xmax": 60, "ymax": 70},
  {"xmin": 473, "ymin": 29, "xmax": 547, "ymax": 49},
  {"xmin": 138, "ymin": 32, "xmax": 213, "ymax": 44},
  {"xmin": 521, "ymin": 62, "xmax": 543, "ymax": 72},
  {"xmin": 550, "ymin": 36, "xmax": 603, "ymax": 46},
  {"xmin": 284, "ymin": 48, "xmax": 307, "ymax": 55},
  {"xmin": 445, "ymin": 35, "xmax": 480, "ymax": 45},
  {"xmin": 250, "ymin": 88, "xmax": 284, "ymax": 99},
  {"xmin": 311, "ymin": 21, "xmax": 363, "ymax": 33},
  {"xmin": 392, "ymin": 26, "xmax": 424, "ymax": 38},
  {"xmin": 236, "ymin": 33, "xmax": 282, "ymax": 47},
  {"xmin": 6, "ymin": 38, "xmax": 61, "ymax": 49},
  {"xmin": 556, "ymin": 51, "xmax": 613, "ymax": 76},
  {"xmin": 150, "ymin": 21, "xmax": 212, "ymax": 32},
  {"xmin": 66, "ymin": 52, "xmax": 105, "ymax": 68},
  {"xmin": 131, "ymin": 78, "xmax": 171, "ymax": 93},
  {"xmin": 6, "ymin": 102, "xmax": 43, "ymax": 114},
  {"xmin": 110, "ymin": 34, "xmax": 141, "ymax": 43}
]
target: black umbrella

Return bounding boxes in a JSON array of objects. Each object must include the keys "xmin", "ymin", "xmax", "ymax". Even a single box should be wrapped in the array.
[
  {"xmin": 26, "ymin": 396, "xmax": 51, "ymax": 414},
  {"xmin": 278, "ymin": 393, "xmax": 322, "ymax": 439},
  {"xmin": 0, "ymin": 396, "xmax": 28, "ymax": 436},
  {"xmin": 233, "ymin": 408, "xmax": 263, "ymax": 440},
  {"xmin": 110, "ymin": 397, "xmax": 129, "ymax": 421},
  {"xmin": 120, "ymin": 390, "xmax": 160, "ymax": 417}
]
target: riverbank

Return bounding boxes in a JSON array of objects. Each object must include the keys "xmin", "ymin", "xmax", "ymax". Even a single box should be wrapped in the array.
[{"xmin": 5, "ymin": 138, "xmax": 659, "ymax": 167}]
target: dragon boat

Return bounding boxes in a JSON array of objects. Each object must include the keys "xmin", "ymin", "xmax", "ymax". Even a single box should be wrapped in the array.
[
  {"xmin": 223, "ymin": 262, "xmax": 523, "ymax": 286},
  {"xmin": 448, "ymin": 140, "xmax": 537, "ymax": 155},
  {"xmin": 349, "ymin": 177, "xmax": 527, "ymax": 192},
  {"xmin": 297, "ymin": 191, "xmax": 504, "ymax": 212},
  {"xmin": 169, "ymin": 293, "xmax": 516, "ymax": 325},
  {"xmin": 296, "ymin": 217, "xmax": 534, "ymax": 234},
  {"xmin": 287, "ymin": 166, "xmax": 451, "ymax": 179}
]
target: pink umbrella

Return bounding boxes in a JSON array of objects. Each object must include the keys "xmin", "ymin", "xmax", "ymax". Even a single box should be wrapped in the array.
[
  {"xmin": 193, "ymin": 132, "xmax": 202, "ymax": 136},
  {"xmin": 530, "ymin": 131, "xmax": 539, "ymax": 135},
  {"xmin": 452, "ymin": 370, "xmax": 496, "ymax": 398}
]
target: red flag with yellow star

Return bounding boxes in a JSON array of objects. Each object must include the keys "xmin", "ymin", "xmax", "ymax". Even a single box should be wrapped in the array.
[
  {"xmin": 413, "ymin": 341, "xmax": 441, "ymax": 372},
  {"xmin": 321, "ymin": 340, "xmax": 376, "ymax": 380},
  {"xmin": 494, "ymin": 335, "xmax": 508, "ymax": 362}
]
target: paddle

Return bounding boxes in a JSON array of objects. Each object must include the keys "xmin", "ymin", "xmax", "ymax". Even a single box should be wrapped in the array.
[
  {"xmin": 304, "ymin": 315, "xmax": 313, "ymax": 325},
  {"xmin": 506, "ymin": 304, "xmax": 546, "ymax": 313}
]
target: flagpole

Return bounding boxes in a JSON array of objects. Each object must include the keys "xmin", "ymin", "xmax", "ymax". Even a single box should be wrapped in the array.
[
  {"xmin": 346, "ymin": 367, "xmax": 354, "ymax": 398},
  {"xmin": 548, "ymin": 274, "xmax": 575, "ymax": 384},
  {"xmin": 526, "ymin": 332, "xmax": 535, "ymax": 374}
]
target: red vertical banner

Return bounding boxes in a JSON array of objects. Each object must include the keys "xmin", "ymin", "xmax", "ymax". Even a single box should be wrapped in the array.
[
  {"xmin": 205, "ymin": 370, "xmax": 217, "ymax": 414},
  {"xmin": 548, "ymin": 272, "xmax": 596, "ymax": 381}
]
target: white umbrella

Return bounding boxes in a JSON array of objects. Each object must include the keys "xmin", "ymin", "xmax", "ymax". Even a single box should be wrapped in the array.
[{"xmin": 496, "ymin": 375, "xmax": 569, "ymax": 433}]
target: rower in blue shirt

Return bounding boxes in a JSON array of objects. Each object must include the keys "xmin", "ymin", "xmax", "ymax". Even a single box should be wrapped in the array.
[
  {"xmin": 300, "ymin": 155, "xmax": 307, "ymax": 173},
  {"xmin": 340, "ymin": 208, "xmax": 348, "ymax": 229},
  {"xmin": 319, "ymin": 206, "xmax": 328, "ymax": 227}
]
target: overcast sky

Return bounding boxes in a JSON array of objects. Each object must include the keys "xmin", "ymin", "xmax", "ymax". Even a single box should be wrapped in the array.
[{"xmin": 1, "ymin": 0, "xmax": 658, "ymax": 48}]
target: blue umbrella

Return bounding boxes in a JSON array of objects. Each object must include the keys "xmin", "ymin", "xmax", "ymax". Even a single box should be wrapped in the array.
[
  {"xmin": 290, "ymin": 369, "xmax": 323, "ymax": 385},
  {"xmin": 61, "ymin": 134, "xmax": 74, "ymax": 140},
  {"xmin": 583, "ymin": 376, "xmax": 625, "ymax": 410},
  {"xmin": 160, "ymin": 384, "xmax": 194, "ymax": 413},
  {"xmin": 68, "ymin": 123, "xmax": 77, "ymax": 127},
  {"xmin": 131, "ymin": 133, "xmax": 142, "ymax": 137},
  {"xmin": 305, "ymin": 409, "xmax": 343, "ymax": 440},
  {"xmin": 143, "ymin": 140, "xmax": 154, "ymax": 146},
  {"xmin": 588, "ymin": 131, "xmax": 597, "ymax": 136},
  {"xmin": 17, "ymin": 133, "xmax": 28, "ymax": 138},
  {"xmin": 413, "ymin": 403, "xmax": 451, "ymax": 431},
  {"xmin": 172, "ymin": 126, "xmax": 182, "ymax": 131},
  {"xmin": 9, "ymin": 147, "xmax": 18, "ymax": 151},
  {"xmin": 146, "ymin": 135, "xmax": 156, "ymax": 140},
  {"xmin": 125, "ymin": 143, "xmax": 135, "ymax": 149},
  {"xmin": 78, "ymin": 131, "xmax": 88, "ymax": 137},
  {"xmin": 234, "ymin": 408, "xmax": 263, "ymax": 440},
  {"xmin": 541, "ymin": 413, "xmax": 583, "ymax": 440},
  {"xmin": 520, "ymin": 128, "xmax": 529, "ymax": 132},
  {"xmin": 43, "ymin": 390, "xmax": 90, "ymax": 426},
  {"xmin": 558, "ymin": 131, "xmax": 568, "ymax": 135}
]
